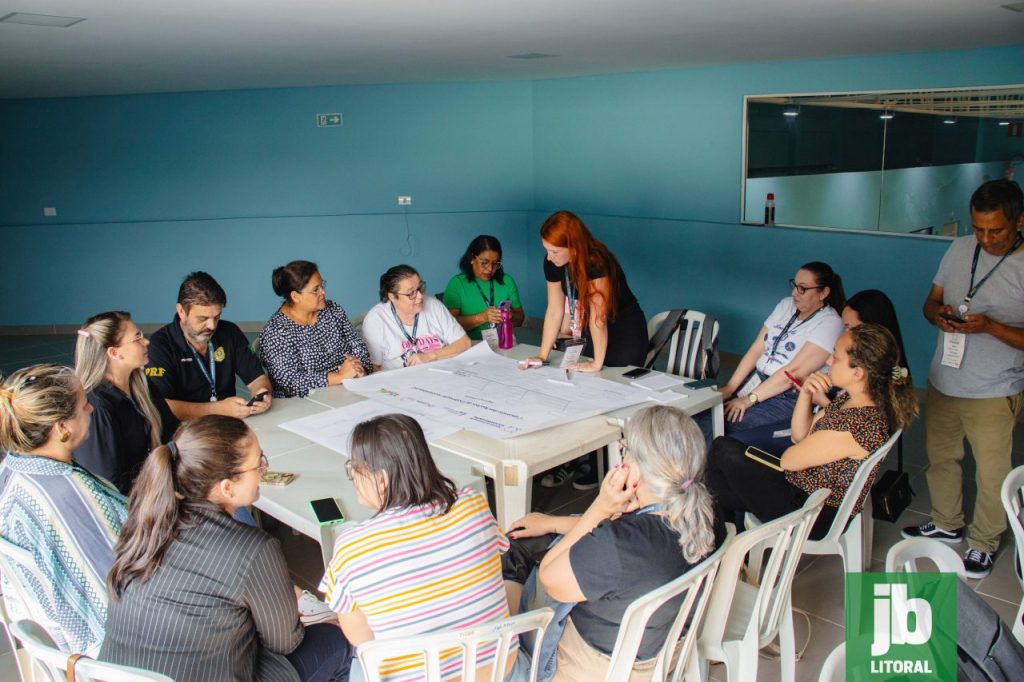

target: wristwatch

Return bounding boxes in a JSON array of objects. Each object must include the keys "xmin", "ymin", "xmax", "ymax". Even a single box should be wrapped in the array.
[{"xmin": 748, "ymin": 392, "xmax": 760, "ymax": 404}]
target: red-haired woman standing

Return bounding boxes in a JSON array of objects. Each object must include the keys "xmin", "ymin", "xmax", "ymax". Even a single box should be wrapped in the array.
[{"xmin": 526, "ymin": 211, "xmax": 648, "ymax": 372}]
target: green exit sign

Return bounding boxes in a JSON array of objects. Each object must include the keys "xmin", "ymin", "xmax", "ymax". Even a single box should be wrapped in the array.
[{"xmin": 317, "ymin": 113, "xmax": 342, "ymax": 128}]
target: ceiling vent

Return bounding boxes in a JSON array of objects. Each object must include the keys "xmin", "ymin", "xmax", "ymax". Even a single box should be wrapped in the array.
[{"xmin": 0, "ymin": 12, "xmax": 86, "ymax": 28}]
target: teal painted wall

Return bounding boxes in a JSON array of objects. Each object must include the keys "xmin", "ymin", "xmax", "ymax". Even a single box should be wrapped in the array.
[
  {"xmin": 0, "ymin": 82, "xmax": 535, "ymax": 324},
  {"xmin": 2, "ymin": 43, "xmax": 1022, "ymax": 381}
]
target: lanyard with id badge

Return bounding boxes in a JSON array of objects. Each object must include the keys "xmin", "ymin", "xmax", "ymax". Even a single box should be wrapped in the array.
[
  {"xmin": 190, "ymin": 343, "xmax": 218, "ymax": 401},
  {"xmin": 942, "ymin": 234, "xmax": 1022, "ymax": 369},
  {"xmin": 389, "ymin": 303, "xmax": 420, "ymax": 367},
  {"xmin": 474, "ymin": 279, "xmax": 501, "ymax": 350},
  {"xmin": 561, "ymin": 269, "xmax": 586, "ymax": 367}
]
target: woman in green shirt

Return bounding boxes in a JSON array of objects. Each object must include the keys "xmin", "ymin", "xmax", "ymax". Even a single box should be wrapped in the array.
[{"xmin": 444, "ymin": 235, "xmax": 525, "ymax": 340}]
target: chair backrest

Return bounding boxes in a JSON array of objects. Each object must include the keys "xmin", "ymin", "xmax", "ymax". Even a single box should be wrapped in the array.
[
  {"xmin": 1001, "ymin": 464, "xmax": 1024, "ymax": 590},
  {"xmin": 1, "ymin": 584, "xmax": 29, "ymax": 682},
  {"xmin": 701, "ymin": 489, "xmax": 828, "ymax": 650},
  {"xmin": 645, "ymin": 310, "xmax": 720, "ymax": 378},
  {"xmin": 818, "ymin": 642, "xmax": 845, "ymax": 682},
  {"xmin": 0, "ymin": 536, "xmax": 60, "ymax": 642},
  {"xmin": 357, "ymin": 608, "xmax": 554, "ymax": 682},
  {"xmin": 11, "ymin": 619, "xmax": 175, "ymax": 682},
  {"xmin": 814, "ymin": 429, "xmax": 901, "ymax": 544},
  {"xmin": 604, "ymin": 534, "xmax": 730, "ymax": 682},
  {"xmin": 884, "ymin": 538, "xmax": 967, "ymax": 578}
]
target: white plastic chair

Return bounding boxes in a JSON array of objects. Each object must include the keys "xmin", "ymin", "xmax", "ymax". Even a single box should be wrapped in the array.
[
  {"xmin": 817, "ymin": 642, "xmax": 844, "ymax": 682},
  {"xmin": 0, "ymin": 537, "xmax": 61, "ymax": 648},
  {"xmin": 1, "ymin": 587, "xmax": 32, "ymax": 682},
  {"xmin": 11, "ymin": 619, "xmax": 174, "ymax": 682},
  {"xmin": 645, "ymin": 310, "xmax": 720, "ymax": 378},
  {"xmin": 884, "ymin": 537, "xmax": 967, "ymax": 578},
  {"xmin": 604, "ymin": 535, "xmax": 730, "ymax": 681},
  {"xmin": 694, "ymin": 489, "xmax": 828, "ymax": 682},
  {"xmin": 1000, "ymin": 465, "xmax": 1024, "ymax": 644},
  {"xmin": 745, "ymin": 430, "xmax": 902, "ymax": 580},
  {"xmin": 356, "ymin": 607, "xmax": 554, "ymax": 682}
]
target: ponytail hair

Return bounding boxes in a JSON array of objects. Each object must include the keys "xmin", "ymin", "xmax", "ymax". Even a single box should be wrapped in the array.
[
  {"xmin": 0, "ymin": 364, "xmax": 79, "ymax": 455},
  {"xmin": 75, "ymin": 311, "xmax": 161, "ymax": 450},
  {"xmin": 625, "ymin": 405, "xmax": 716, "ymax": 564},
  {"xmin": 108, "ymin": 415, "xmax": 252, "ymax": 598},
  {"xmin": 800, "ymin": 261, "xmax": 845, "ymax": 312},
  {"xmin": 847, "ymin": 324, "xmax": 919, "ymax": 431}
]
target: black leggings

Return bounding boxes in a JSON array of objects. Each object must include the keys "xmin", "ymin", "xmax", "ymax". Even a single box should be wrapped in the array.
[{"xmin": 704, "ymin": 436, "xmax": 836, "ymax": 541}]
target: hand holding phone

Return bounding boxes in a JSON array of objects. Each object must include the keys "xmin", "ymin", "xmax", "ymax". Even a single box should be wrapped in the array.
[
  {"xmin": 246, "ymin": 392, "xmax": 269, "ymax": 407},
  {"xmin": 938, "ymin": 311, "xmax": 967, "ymax": 325}
]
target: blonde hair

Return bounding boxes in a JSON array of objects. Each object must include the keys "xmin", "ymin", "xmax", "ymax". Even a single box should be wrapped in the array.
[
  {"xmin": 626, "ymin": 405, "xmax": 717, "ymax": 564},
  {"xmin": 0, "ymin": 364, "xmax": 80, "ymax": 454},
  {"xmin": 75, "ymin": 312, "xmax": 161, "ymax": 450}
]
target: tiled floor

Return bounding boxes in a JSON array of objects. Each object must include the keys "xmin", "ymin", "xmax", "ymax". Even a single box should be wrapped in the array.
[{"xmin": 2, "ymin": 333, "xmax": 1023, "ymax": 681}]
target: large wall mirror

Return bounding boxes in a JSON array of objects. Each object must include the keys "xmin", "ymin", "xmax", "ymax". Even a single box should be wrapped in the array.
[{"xmin": 742, "ymin": 85, "xmax": 1024, "ymax": 237}]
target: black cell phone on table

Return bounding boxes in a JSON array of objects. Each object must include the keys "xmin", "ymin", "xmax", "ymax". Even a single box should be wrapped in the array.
[
  {"xmin": 309, "ymin": 498, "xmax": 346, "ymax": 526},
  {"xmin": 622, "ymin": 367, "xmax": 652, "ymax": 379},
  {"xmin": 744, "ymin": 446, "xmax": 784, "ymax": 472},
  {"xmin": 684, "ymin": 378, "xmax": 718, "ymax": 389},
  {"xmin": 246, "ymin": 392, "xmax": 268, "ymax": 407}
]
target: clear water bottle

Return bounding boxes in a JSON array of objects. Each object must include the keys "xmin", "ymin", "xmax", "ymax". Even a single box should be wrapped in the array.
[{"xmin": 498, "ymin": 300, "xmax": 514, "ymax": 349}]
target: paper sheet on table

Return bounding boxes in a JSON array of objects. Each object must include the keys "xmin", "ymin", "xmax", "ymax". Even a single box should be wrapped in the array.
[
  {"xmin": 278, "ymin": 401, "xmax": 459, "ymax": 457},
  {"xmin": 341, "ymin": 342, "xmax": 652, "ymax": 439},
  {"xmin": 630, "ymin": 372, "xmax": 686, "ymax": 391}
]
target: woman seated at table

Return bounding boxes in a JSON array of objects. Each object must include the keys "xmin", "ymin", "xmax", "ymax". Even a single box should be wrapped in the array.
[
  {"xmin": 444, "ymin": 234, "xmax": 525, "ymax": 340},
  {"xmin": 525, "ymin": 210, "xmax": 647, "ymax": 372},
  {"xmin": 503, "ymin": 406, "xmax": 726, "ymax": 682},
  {"xmin": 362, "ymin": 265, "xmax": 470, "ymax": 371},
  {"xmin": 73, "ymin": 311, "xmax": 162, "ymax": 493},
  {"xmin": 0, "ymin": 364, "xmax": 127, "ymax": 656},
  {"xmin": 320, "ymin": 414, "xmax": 527, "ymax": 682},
  {"xmin": 705, "ymin": 324, "xmax": 918, "ymax": 540},
  {"xmin": 259, "ymin": 260, "xmax": 371, "ymax": 397},
  {"xmin": 710, "ymin": 261, "xmax": 845, "ymax": 449},
  {"xmin": 101, "ymin": 415, "xmax": 352, "ymax": 682}
]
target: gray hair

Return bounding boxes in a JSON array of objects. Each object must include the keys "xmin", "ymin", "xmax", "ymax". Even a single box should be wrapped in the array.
[{"xmin": 626, "ymin": 405, "xmax": 716, "ymax": 564}]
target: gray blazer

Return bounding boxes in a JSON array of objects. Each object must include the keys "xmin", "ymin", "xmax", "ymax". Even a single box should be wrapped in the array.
[{"xmin": 100, "ymin": 505, "xmax": 304, "ymax": 682}]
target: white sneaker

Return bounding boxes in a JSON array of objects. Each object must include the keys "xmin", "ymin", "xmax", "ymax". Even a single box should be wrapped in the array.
[{"xmin": 297, "ymin": 590, "xmax": 337, "ymax": 625}]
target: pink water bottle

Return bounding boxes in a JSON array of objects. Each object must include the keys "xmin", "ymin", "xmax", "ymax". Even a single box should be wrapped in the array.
[{"xmin": 498, "ymin": 300, "xmax": 514, "ymax": 349}]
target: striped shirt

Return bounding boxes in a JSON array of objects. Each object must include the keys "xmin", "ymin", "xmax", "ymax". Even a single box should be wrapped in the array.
[
  {"xmin": 0, "ymin": 452, "xmax": 127, "ymax": 655},
  {"xmin": 320, "ymin": 488, "xmax": 513, "ymax": 681}
]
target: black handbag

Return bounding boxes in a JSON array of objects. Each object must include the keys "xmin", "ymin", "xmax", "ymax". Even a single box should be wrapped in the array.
[{"xmin": 870, "ymin": 436, "xmax": 914, "ymax": 522}]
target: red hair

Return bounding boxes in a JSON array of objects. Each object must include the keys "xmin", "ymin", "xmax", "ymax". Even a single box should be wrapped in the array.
[{"xmin": 540, "ymin": 211, "xmax": 622, "ymax": 328}]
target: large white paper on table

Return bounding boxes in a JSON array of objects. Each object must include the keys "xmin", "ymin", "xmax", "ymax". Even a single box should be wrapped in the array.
[
  {"xmin": 341, "ymin": 343, "xmax": 653, "ymax": 439},
  {"xmin": 278, "ymin": 401, "xmax": 460, "ymax": 457}
]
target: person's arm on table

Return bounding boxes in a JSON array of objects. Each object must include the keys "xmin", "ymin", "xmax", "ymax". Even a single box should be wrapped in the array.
[
  {"xmin": 524, "ymin": 281, "xmax": 566, "ymax": 367},
  {"xmin": 568, "ymin": 276, "xmax": 609, "ymax": 373},
  {"xmin": 723, "ymin": 341, "xmax": 830, "ymax": 423},
  {"xmin": 406, "ymin": 334, "xmax": 472, "ymax": 365}
]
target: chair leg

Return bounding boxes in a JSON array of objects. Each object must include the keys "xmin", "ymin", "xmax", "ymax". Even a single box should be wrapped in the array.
[
  {"xmin": 721, "ymin": 640, "xmax": 758, "ymax": 682},
  {"xmin": 778, "ymin": 604, "xmax": 797, "ymax": 682},
  {"xmin": 861, "ymin": 507, "xmax": 874, "ymax": 568},
  {"xmin": 840, "ymin": 515, "xmax": 863, "ymax": 574}
]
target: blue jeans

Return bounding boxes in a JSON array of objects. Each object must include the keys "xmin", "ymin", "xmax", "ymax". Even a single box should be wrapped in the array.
[
  {"xmin": 517, "ymin": 563, "xmax": 575, "ymax": 682},
  {"xmin": 287, "ymin": 623, "xmax": 354, "ymax": 682},
  {"xmin": 697, "ymin": 388, "xmax": 797, "ymax": 453}
]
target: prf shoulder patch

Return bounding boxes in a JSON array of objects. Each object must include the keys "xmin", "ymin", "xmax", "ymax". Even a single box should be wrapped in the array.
[{"xmin": 145, "ymin": 367, "xmax": 166, "ymax": 377}]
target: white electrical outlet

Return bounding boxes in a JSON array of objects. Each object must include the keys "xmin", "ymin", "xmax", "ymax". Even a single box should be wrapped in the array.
[
  {"xmin": 398, "ymin": 196, "xmax": 412, "ymax": 206},
  {"xmin": 43, "ymin": 207, "xmax": 57, "ymax": 217}
]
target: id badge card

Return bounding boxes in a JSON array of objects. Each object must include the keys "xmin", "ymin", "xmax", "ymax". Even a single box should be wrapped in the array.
[
  {"xmin": 480, "ymin": 327, "xmax": 500, "ymax": 351},
  {"xmin": 559, "ymin": 339, "xmax": 585, "ymax": 368},
  {"xmin": 941, "ymin": 332, "xmax": 966, "ymax": 369}
]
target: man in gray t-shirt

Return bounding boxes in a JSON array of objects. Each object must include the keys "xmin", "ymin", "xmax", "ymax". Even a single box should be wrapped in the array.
[{"xmin": 903, "ymin": 179, "xmax": 1024, "ymax": 579}]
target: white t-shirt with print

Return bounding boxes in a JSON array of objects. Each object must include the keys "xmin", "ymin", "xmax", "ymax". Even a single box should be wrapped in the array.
[
  {"xmin": 362, "ymin": 297, "xmax": 467, "ymax": 370},
  {"xmin": 755, "ymin": 297, "xmax": 843, "ymax": 375}
]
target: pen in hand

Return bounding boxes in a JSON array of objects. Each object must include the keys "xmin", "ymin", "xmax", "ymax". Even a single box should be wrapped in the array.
[{"xmin": 783, "ymin": 370, "xmax": 802, "ymax": 388}]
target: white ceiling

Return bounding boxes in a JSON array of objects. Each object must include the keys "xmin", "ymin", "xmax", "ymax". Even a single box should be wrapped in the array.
[{"xmin": 1, "ymin": 0, "xmax": 1022, "ymax": 99}]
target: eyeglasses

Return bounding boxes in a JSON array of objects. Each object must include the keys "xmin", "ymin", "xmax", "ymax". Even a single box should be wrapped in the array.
[
  {"xmin": 118, "ymin": 331, "xmax": 146, "ymax": 346},
  {"xmin": 393, "ymin": 282, "xmax": 427, "ymax": 300},
  {"xmin": 475, "ymin": 257, "xmax": 502, "ymax": 270},
  {"xmin": 789, "ymin": 279, "xmax": 825, "ymax": 295},
  {"xmin": 240, "ymin": 452, "xmax": 269, "ymax": 475},
  {"xmin": 302, "ymin": 280, "xmax": 327, "ymax": 296}
]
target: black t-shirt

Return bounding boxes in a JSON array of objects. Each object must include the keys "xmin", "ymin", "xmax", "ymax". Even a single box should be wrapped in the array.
[
  {"xmin": 72, "ymin": 380, "xmax": 153, "ymax": 494},
  {"xmin": 569, "ymin": 511, "xmax": 727, "ymax": 659},
  {"xmin": 542, "ymin": 256, "xmax": 640, "ymax": 315},
  {"xmin": 146, "ymin": 314, "xmax": 265, "ymax": 440}
]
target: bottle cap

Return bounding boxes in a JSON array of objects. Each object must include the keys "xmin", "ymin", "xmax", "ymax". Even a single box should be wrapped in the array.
[{"xmin": 767, "ymin": 193, "xmax": 775, "ymax": 200}]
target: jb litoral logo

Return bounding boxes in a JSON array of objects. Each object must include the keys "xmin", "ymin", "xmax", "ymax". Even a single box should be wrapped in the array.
[{"xmin": 846, "ymin": 572, "xmax": 957, "ymax": 681}]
